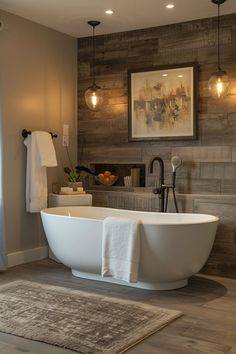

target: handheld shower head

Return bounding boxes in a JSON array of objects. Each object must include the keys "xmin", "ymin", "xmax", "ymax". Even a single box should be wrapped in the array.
[
  {"xmin": 171, "ymin": 156, "xmax": 182, "ymax": 188},
  {"xmin": 171, "ymin": 156, "xmax": 182, "ymax": 172}
]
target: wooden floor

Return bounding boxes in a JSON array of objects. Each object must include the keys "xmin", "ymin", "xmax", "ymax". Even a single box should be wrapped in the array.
[{"xmin": 0, "ymin": 260, "xmax": 236, "ymax": 354}]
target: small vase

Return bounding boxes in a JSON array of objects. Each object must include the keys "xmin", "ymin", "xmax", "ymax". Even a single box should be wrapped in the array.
[{"xmin": 67, "ymin": 182, "xmax": 83, "ymax": 191}]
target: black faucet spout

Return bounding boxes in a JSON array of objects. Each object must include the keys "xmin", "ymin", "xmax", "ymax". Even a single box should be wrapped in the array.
[
  {"xmin": 149, "ymin": 156, "xmax": 165, "ymax": 212},
  {"xmin": 149, "ymin": 156, "xmax": 164, "ymax": 185}
]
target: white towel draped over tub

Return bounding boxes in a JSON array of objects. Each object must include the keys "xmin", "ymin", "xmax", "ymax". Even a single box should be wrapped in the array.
[
  {"xmin": 24, "ymin": 131, "xmax": 57, "ymax": 213},
  {"xmin": 102, "ymin": 216, "xmax": 141, "ymax": 283}
]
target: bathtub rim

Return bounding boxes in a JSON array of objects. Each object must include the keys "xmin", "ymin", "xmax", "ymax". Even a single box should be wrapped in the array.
[{"xmin": 41, "ymin": 206, "xmax": 219, "ymax": 226}]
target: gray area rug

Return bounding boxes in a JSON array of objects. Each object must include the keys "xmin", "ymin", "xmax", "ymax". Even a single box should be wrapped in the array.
[{"xmin": 0, "ymin": 280, "xmax": 182, "ymax": 353}]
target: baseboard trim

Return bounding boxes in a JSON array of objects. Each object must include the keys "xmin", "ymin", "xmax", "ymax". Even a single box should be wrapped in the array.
[{"xmin": 7, "ymin": 246, "xmax": 49, "ymax": 268}]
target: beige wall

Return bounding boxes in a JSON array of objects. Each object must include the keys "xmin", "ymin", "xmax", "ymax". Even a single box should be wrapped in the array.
[{"xmin": 0, "ymin": 10, "xmax": 77, "ymax": 254}]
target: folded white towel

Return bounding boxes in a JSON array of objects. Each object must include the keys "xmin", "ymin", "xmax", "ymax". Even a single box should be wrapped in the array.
[
  {"xmin": 35, "ymin": 132, "xmax": 57, "ymax": 167},
  {"xmin": 102, "ymin": 216, "xmax": 140, "ymax": 283},
  {"xmin": 24, "ymin": 131, "xmax": 57, "ymax": 213}
]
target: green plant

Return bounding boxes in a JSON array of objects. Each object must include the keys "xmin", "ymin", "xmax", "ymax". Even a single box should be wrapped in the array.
[{"xmin": 64, "ymin": 167, "xmax": 82, "ymax": 182}]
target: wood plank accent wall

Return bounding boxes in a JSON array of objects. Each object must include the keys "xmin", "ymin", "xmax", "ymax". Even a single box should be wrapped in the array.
[{"xmin": 77, "ymin": 14, "xmax": 236, "ymax": 278}]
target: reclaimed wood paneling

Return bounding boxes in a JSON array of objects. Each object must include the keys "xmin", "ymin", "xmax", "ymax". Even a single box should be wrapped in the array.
[{"xmin": 78, "ymin": 13, "xmax": 236, "ymax": 278}]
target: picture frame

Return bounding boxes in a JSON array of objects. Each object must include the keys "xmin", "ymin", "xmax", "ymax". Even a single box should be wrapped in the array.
[{"xmin": 128, "ymin": 63, "xmax": 198, "ymax": 141}]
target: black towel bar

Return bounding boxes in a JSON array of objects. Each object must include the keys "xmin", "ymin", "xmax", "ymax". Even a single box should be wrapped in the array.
[{"xmin": 22, "ymin": 129, "xmax": 58, "ymax": 139}]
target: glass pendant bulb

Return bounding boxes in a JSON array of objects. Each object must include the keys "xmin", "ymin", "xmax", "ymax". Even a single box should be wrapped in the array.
[
  {"xmin": 208, "ymin": 69, "xmax": 230, "ymax": 98},
  {"xmin": 85, "ymin": 84, "xmax": 104, "ymax": 111},
  {"xmin": 208, "ymin": 0, "xmax": 230, "ymax": 98},
  {"xmin": 85, "ymin": 20, "xmax": 104, "ymax": 111}
]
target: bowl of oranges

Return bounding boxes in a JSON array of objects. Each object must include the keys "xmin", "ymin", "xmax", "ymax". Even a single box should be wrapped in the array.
[{"xmin": 95, "ymin": 171, "xmax": 118, "ymax": 186}]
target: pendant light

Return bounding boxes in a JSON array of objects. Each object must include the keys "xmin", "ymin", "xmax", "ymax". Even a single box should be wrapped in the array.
[
  {"xmin": 85, "ymin": 21, "xmax": 104, "ymax": 111},
  {"xmin": 208, "ymin": 0, "xmax": 230, "ymax": 99}
]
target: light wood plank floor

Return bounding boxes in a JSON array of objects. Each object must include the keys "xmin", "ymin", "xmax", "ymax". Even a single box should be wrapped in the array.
[{"xmin": 0, "ymin": 259, "xmax": 235, "ymax": 354}]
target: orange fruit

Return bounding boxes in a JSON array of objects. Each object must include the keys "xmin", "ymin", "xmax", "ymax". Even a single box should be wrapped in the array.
[
  {"xmin": 104, "ymin": 171, "xmax": 111, "ymax": 178},
  {"xmin": 98, "ymin": 173, "xmax": 104, "ymax": 181},
  {"xmin": 104, "ymin": 177, "xmax": 110, "ymax": 184},
  {"xmin": 110, "ymin": 175, "xmax": 116, "ymax": 182}
]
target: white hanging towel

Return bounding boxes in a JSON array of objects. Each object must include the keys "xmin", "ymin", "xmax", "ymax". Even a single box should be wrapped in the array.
[
  {"xmin": 24, "ymin": 131, "xmax": 57, "ymax": 213},
  {"xmin": 102, "ymin": 216, "xmax": 140, "ymax": 283}
]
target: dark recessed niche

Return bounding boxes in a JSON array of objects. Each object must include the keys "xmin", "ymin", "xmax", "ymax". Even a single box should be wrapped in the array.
[{"xmin": 90, "ymin": 163, "xmax": 146, "ymax": 187}]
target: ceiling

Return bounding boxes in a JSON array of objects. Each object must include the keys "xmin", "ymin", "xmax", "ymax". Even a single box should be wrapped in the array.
[{"xmin": 0, "ymin": 0, "xmax": 236, "ymax": 38}]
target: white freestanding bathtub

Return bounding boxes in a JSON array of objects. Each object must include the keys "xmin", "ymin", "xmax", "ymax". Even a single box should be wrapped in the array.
[{"xmin": 40, "ymin": 206, "xmax": 218, "ymax": 290}]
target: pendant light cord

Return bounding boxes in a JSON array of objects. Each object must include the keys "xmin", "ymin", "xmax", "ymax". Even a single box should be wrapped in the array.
[
  {"xmin": 217, "ymin": 3, "xmax": 221, "ymax": 70},
  {"xmin": 87, "ymin": 20, "xmax": 100, "ymax": 89},
  {"xmin": 92, "ymin": 25, "xmax": 95, "ymax": 86}
]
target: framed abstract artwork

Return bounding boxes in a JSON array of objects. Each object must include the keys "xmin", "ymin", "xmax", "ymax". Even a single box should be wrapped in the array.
[{"xmin": 128, "ymin": 63, "xmax": 198, "ymax": 141}]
